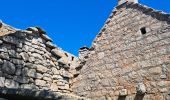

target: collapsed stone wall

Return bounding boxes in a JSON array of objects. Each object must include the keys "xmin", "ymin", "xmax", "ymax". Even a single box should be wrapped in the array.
[
  {"xmin": 0, "ymin": 23, "xmax": 79, "ymax": 95},
  {"xmin": 72, "ymin": 3, "xmax": 170, "ymax": 100}
]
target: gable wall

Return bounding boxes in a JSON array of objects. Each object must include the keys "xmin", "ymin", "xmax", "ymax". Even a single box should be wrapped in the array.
[{"xmin": 72, "ymin": 4, "xmax": 170, "ymax": 100}]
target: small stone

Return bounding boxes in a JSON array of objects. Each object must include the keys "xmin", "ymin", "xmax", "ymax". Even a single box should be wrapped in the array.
[
  {"xmin": 20, "ymin": 52, "xmax": 29, "ymax": 61},
  {"xmin": 26, "ymin": 27, "xmax": 39, "ymax": 33},
  {"xmin": 35, "ymin": 79, "xmax": 46, "ymax": 86},
  {"xmin": 0, "ymin": 52, "xmax": 9, "ymax": 60},
  {"xmin": 32, "ymin": 53, "xmax": 43, "ymax": 60},
  {"xmin": 20, "ymin": 84, "xmax": 38, "ymax": 89},
  {"xmin": 15, "ymin": 68, "xmax": 21, "ymax": 76},
  {"xmin": 27, "ymin": 69, "xmax": 36, "ymax": 78},
  {"xmin": 98, "ymin": 52, "xmax": 105, "ymax": 59},
  {"xmin": 0, "ymin": 77, "xmax": 5, "ymax": 87},
  {"xmin": 12, "ymin": 59, "xmax": 24, "ymax": 65},
  {"xmin": 119, "ymin": 89, "xmax": 128, "ymax": 96},
  {"xmin": 51, "ymin": 49, "xmax": 64, "ymax": 58},
  {"xmin": 43, "ymin": 77, "xmax": 52, "ymax": 81},
  {"xmin": 14, "ymin": 76, "xmax": 29, "ymax": 84},
  {"xmin": 52, "ymin": 75, "xmax": 63, "ymax": 80},
  {"xmin": 41, "ymin": 34, "xmax": 52, "ymax": 42},
  {"xmin": 0, "ymin": 59, "xmax": 3, "ymax": 64},
  {"xmin": 149, "ymin": 67, "xmax": 162, "ymax": 75},
  {"xmin": 51, "ymin": 67, "xmax": 59, "ymax": 75},
  {"xmin": 136, "ymin": 83, "xmax": 146, "ymax": 94},
  {"xmin": 2, "ymin": 36, "xmax": 19, "ymax": 44},
  {"xmin": 50, "ymin": 83, "xmax": 58, "ymax": 91},
  {"xmin": 2, "ymin": 61, "xmax": 15, "ymax": 75},
  {"xmin": 5, "ymin": 79, "xmax": 19, "ymax": 88},
  {"xmin": 0, "ymin": 40, "xmax": 3, "ymax": 44},
  {"xmin": 46, "ymin": 41, "xmax": 56, "ymax": 49},
  {"xmin": 36, "ymin": 65, "xmax": 48, "ymax": 73},
  {"xmin": 36, "ymin": 73, "xmax": 43, "ymax": 79}
]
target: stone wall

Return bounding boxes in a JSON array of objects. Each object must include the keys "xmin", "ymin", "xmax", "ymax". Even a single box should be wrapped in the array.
[
  {"xmin": 72, "ymin": 3, "xmax": 170, "ymax": 100},
  {"xmin": 0, "ymin": 23, "xmax": 79, "ymax": 95}
]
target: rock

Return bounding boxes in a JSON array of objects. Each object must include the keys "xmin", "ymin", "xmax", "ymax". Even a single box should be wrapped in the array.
[
  {"xmin": 0, "ymin": 40, "xmax": 3, "ymax": 44},
  {"xmin": 5, "ymin": 79, "xmax": 19, "ymax": 88},
  {"xmin": 0, "ymin": 59, "xmax": 3, "ymax": 64},
  {"xmin": 51, "ymin": 67, "xmax": 59, "ymax": 75},
  {"xmin": 52, "ymin": 75, "xmax": 63, "ymax": 80},
  {"xmin": 43, "ymin": 77, "xmax": 52, "ymax": 81},
  {"xmin": 20, "ymin": 84, "xmax": 38, "ymax": 89},
  {"xmin": 25, "ymin": 63, "xmax": 35, "ymax": 69},
  {"xmin": 14, "ymin": 76, "xmax": 29, "ymax": 84},
  {"xmin": 32, "ymin": 53, "xmax": 43, "ymax": 60},
  {"xmin": 20, "ymin": 52, "xmax": 29, "ymax": 61},
  {"xmin": 15, "ymin": 68, "xmax": 21, "ymax": 76},
  {"xmin": 58, "ymin": 57, "xmax": 70, "ymax": 69},
  {"xmin": 26, "ymin": 27, "xmax": 39, "ymax": 33},
  {"xmin": 46, "ymin": 41, "xmax": 56, "ymax": 49},
  {"xmin": 50, "ymin": 83, "xmax": 58, "ymax": 91},
  {"xmin": 12, "ymin": 59, "xmax": 24, "ymax": 65},
  {"xmin": 36, "ymin": 65, "xmax": 48, "ymax": 73},
  {"xmin": 8, "ymin": 50, "xmax": 21, "ymax": 58},
  {"xmin": 136, "ymin": 83, "xmax": 146, "ymax": 94},
  {"xmin": 98, "ymin": 52, "xmax": 105, "ymax": 59},
  {"xmin": 41, "ymin": 34, "xmax": 52, "ymax": 42},
  {"xmin": 119, "ymin": 89, "xmax": 128, "ymax": 96},
  {"xmin": 35, "ymin": 79, "xmax": 46, "ymax": 86},
  {"xmin": 61, "ymin": 70, "xmax": 73, "ymax": 78},
  {"xmin": 2, "ymin": 61, "xmax": 15, "ymax": 75},
  {"xmin": 35, "ymin": 27, "xmax": 46, "ymax": 34},
  {"xmin": 36, "ymin": 73, "xmax": 43, "ymax": 79},
  {"xmin": 0, "ymin": 52, "xmax": 9, "ymax": 60},
  {"xmin": 2, "ymin": 36, "xmax": 18, "ymax": 44},
  {"xmin": 51, "ymin": 49, "xmax": 64, "ymax": 58},
  {"xmin": 0, "ymin": 77, "xmax": 5, "ymax": 87},
  {"xmin": 27, "ymin": 69, "xmax": 36, "ymax": 78},
  {"xmin": 149, "ymin": 67, "xmax": 162, "ymax": 75}
]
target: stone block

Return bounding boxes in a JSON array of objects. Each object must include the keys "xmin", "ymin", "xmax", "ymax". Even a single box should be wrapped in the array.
[
  {"xmin": 35, "ymin": 79, "xmax": 46, "ymax": 86},
  {"xmin": 36, "ymin": 65, "xmax": 48, "ymax": 73},
  {"xmin": 2, "ymin": 61, "xmax": 15, "ymax": 75},
  {"xmin": 5, "ymin": 79, "xmax": 19, "ymax": 88}
]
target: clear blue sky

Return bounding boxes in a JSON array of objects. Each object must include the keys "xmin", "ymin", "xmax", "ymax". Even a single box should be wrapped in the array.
[{"xmin": 1, "ymin": 0, "xmax": 170, "ymax": 56}]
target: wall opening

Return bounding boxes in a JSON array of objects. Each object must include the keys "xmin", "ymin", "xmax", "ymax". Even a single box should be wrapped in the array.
[{"xmin": 140, "ymin": 27, "xmax": 146, "ymax": 35}]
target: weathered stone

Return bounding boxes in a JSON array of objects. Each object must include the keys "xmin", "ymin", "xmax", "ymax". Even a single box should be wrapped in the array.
[
  {"xmin": 36, "ymin": 73, "xmax": 43, "ymax": 79},
  {"xmin": 26, "ymin": 27, "xmax": 39, "ymax": 33},
  {"xmin": 52, "ymin": 75, "xmax": 63, "ymax": 80},
  {"xmin": 32, "ymin": 53, "xmax": 43, "ymax": 60},
  {"xmin": 0, "ymin": 77, "xmax": 5, "ymax": 87},
  {"xmin": 20, "ymin": 84, "xmax": 38, "ymax": 89},
  {"xmin": 51, "ymin": 49, "xmax": 64, "ymax": 58},
  {"xmin": 2, "ymin": 36, "xmax": 18, "ymax": 44},
  {"xmin": 12, "ymin": 59, "xmax": 24, "ymax": 65},
  {"xmin": 50, "ymin": 83, "xmax": 58, "ymax": 91},
  {"xmin": 15, "ymin": 68, "xmax": 21, "ymax": 76},
  {"xmin": 136, "ymin": 83, "xmax": 146, "ymax": 94},
  {"xmin": 119, "ymin": 89, "xmax": 128, "ymax": 96},
  {"xmin": 27, "ymin": 69, "xmax": 36, "ymax": 78},
  {"xmin": 36, "ymin": 65, "xmax": 48, "ymax": 73},
  {"xmin": 46, "ymin": 41, "xmax": 56, "ymax": 49},
  {"xmin": 51, "ymin": 67, "xmax": 59, "ymax": 75},
  {"xmin": 5, "ymin": 79, "xmax": 19, "ymax": 88},
  {"xmin": 2, "ymin": 61, "xmax": 15, "ymax": 75},
  {"xmin": 0, "ymin": 52, "xmax": 9, "ymax": 60},
  {"xmin": 8, "ymin": 50, "xmax": 21, "ymax": 58},
  {"xmin": 14, "ymin": 76, "xmax": 29, "ymax": 84},
  {"xmin": 19, "ymin": 52, "xmax": 29, "ymax": 61},
  {"xmin": 0, "ymin": 40, "xmax": 3, "ymax": 45},
  {"xmin": 43, "ymin": 77, "xmax": 52, "ymax": 81},
  {"xmin": 149, "ymin": 67, "xmax": 162, "ymax": 75},
  {"xmin": 0, "ymin": 59, "xmax": 3, "ymax": 64},
  {"xmin": 35, "ymin": 79, "xmax": 46, "ymax": 86},
  {"xmin": 41, "ymin": 34, "xmax": 52, "ymax": 42}
]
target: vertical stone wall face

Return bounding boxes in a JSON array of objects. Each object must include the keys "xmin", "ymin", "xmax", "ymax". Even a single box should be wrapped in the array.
[
  {"xmin": 0, "ymin": 26, "xmax": 79, "ymax": 94},
  {"xmin": 72, "ymin": 4, "xmax": 170, "ymax": 100}
]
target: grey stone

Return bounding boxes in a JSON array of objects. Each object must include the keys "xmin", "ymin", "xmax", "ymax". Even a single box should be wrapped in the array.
[
  {"xmin": 136, "ymin": 83, "xmax": 146, "ymax": 94},
  {"xmin": 41, "ymin": 34, "xmax": 52, "ymax": 42},
  {"xmin": 27, "ymin": 69, "xmax": 36, "ymax": 78},
  {"xmin": 51, "ymin": 49, "xmax": 63, "ymax": 58},
  {"xmin": 2, "ymin": 36, "xmax": 19, "ymax": 44},
  {"xmin": 0, "ymin": 40, "xmax": 3, "ymax": 44},
  {"xmin": 51, "ymin": 67, "xmax": 59, "ymax": 75},
  {"xmin": 0, "ymin": 77, "xmax": 5, "ymax": 87},
  {"xmin": 0, "ymin": 52, "xmax": 9, "ymax": 60},
  {"xmin": 36, "ymin": 73, "xmax": 43, "ymax": 79},
  {"xmin": 19, "ymin": 52, "xmax": 29, "ymax": 61},
  {"xmin": 12, "ymin": 59, "xmax": 24, "ymax": 65},
  {"xmin": 35, "ymin": 79, "xmax": 46, "ymax": 86},
  {"xmin": 26, "ymin": 27, "xmax": 39, "ymax": 33},
  {"xmin": 20, "ymin": 84, "xmax": 38, "ymax": 89},
  {"xmin": 0, "ymin": 59, "xmax": 3, "ymax": 64},
  {"xmin": 5, "ymin": 79, "xmax": 19, "ymax": 88},
  {"xmin": 43, "ymin": 77, "xmax": 52, "ymax": 81},
  {"xmin": 46, "ymin": 41, "xmax": 56, "ymax": 49},
  {"xmin": 119, "ymin": 89, "xmax": 128, "ymax": 96},
  {"xmin": 14, "ymin": 76, "xmax": 29, "ymax": 84},
  {"xmin": 15, "ymin": 68, "xmax": 21, "ymax": 76},
  {"xmin": 36, "ymin": 65, "xmax": 48, "ymax": 73},
  {"xmin": 2, "ymin": 61, "xmax": 15, "ymax": 75},
  {"xmin": 32, "ymin": 53, "xmax": 43, "ymax": 60},
  {"xmin": 8, "ymin": 50, "xmax": 21, "ymax": 58}
]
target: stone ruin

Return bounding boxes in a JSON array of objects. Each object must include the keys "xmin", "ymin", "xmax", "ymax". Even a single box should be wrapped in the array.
[{"xmin": 0, "ymin": 0, "xmax": 170, "ymax": 100}]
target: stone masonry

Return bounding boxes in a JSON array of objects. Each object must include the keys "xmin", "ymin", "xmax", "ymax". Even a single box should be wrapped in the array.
[
  {"xmin": 72, "ymin": 1, "xmax": 170, "ymax": 100},
  {"xmin": 1, "ymin": 0, "xmax": 170, "ymax": 100}
]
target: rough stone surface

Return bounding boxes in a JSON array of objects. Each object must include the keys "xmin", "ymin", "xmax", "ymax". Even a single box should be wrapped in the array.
[{"xmin": 2, "ymin": 61, "xmax": 15, "ymax": 75}]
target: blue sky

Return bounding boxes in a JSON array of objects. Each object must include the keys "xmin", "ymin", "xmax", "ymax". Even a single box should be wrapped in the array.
[{"xmin": 1, "ymin": 0, "xmax": 170, "ymax": 56}]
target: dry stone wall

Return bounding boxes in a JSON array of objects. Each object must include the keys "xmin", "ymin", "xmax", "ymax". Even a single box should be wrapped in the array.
[
  {"xmin": 0, "ymin": 23, "xmax": 79, "ymax": 96},
  {"xmin": 73, "ymin": 3, "xmax": 170, "ymax": 100}
]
